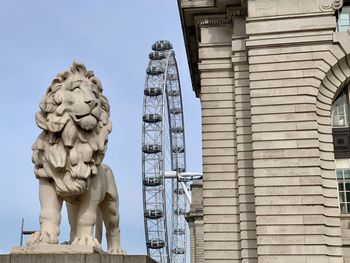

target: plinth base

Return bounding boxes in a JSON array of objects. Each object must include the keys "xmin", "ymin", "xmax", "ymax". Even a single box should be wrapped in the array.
[
  {"xmin": 11, "ymin": 245, "xmax": 103, "ymax": 254},
  {"xmin": 0, "ymin": 254, "xmax": 156, "ymax": 263}
]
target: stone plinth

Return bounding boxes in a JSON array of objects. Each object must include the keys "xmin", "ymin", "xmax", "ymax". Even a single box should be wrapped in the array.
[
  {"xmin": 0, "ymin": 254, "xmax": 155, "ymax": 263},
  {"xmin": 11, "ymin": 245, "xmax": 103, "ymax": 254}
]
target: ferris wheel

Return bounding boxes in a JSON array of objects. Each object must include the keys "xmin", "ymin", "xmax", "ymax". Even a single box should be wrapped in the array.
[{"xmin": 141, "ymin": 40, "xmax": 198, "ymax": 263}]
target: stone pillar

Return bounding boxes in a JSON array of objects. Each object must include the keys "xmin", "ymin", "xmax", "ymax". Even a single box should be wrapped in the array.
[
  {"xmin": 196, "ymin": 15, "xmax": 241, "ymax": 262},
  {"xmin": 246, "ymin": 0, "xmax": 344, "ymax": 262},
  {"xmin": 231, "ymin": 8, "xmax": 258, "ymax": 263},
  {"xmin": 186, "ymin": 180, "xmax": 204, "ymax": 263}
]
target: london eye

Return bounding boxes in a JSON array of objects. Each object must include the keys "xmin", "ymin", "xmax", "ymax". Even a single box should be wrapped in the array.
[{"xmin": 141, "ymin": 40, "xmax": 191, "ymax": 263}]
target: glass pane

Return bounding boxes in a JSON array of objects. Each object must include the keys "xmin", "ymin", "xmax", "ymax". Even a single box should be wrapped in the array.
[
  {"xmin": 339, "ymin": 182, "xmax": 344, "ymax": 191},
  {"xmin": 345, "ymin": 169, "xmax": 350, "ymax": 179},
  {"xmin": 347, "ymin": 203, "xmax": 350, "ymax": 214},
  {"xmin": 339, "ymin": 116, "xmax": 345, "ymax": 126},
  {"xmin": 339, "ymin": 7, "xmax": 350, "ymax": 32},
  {"xmin": 337, "ymin": 170, "xmax": 343, "ymax": 179},
  {"xmin": 347, "ymin": 192, "xmax": 350, "ymax": 203},
  {"xmin": 341, "ymin": 203, "xmax": 347, "ymax": 213},
  {"xmin": 346, "ymin": 182, "xmax": 350, "ymax": 191},
  {"xmin": 332, "ymin": 91, "xmax": 350, "ymax": 127},
  {"xmin": 339, "ymin": 191, "xmax": 345, "ymax": 202}
]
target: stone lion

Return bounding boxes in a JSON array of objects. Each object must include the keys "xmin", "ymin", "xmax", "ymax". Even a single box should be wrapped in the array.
[{"xmin": 28, "ymin": 61, "xmax": 123, "ymax": 254}]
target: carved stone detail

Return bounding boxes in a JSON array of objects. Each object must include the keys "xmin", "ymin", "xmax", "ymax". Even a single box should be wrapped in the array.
[
  {"xmin": 320, "ymin": 0, "xmax": 344, "ymax": 11},
  {"xmin": 195, "ymin": 15, "xmax": 232, "ymax": 28},
  {"xmin": 26, "ymin": 61, "xmax": 124, "ymax": 255}
]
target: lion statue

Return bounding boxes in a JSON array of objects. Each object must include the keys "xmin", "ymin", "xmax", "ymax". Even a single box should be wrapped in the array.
[{"xmin": 27, "ymin": 61, "xmax": 123, "ymax": 254}]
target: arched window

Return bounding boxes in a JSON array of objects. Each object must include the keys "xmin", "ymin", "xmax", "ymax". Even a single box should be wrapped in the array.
[{"xmin": 332, "ymin": 84, "xmax": 350, "ymax": 213}]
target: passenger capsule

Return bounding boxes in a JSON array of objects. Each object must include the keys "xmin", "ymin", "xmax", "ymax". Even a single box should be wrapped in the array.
[
  {"xmin": 149, "ymin": 51, "xmax": 166, "ymax": 60},
  {"xmin": 144, "ymin": 87, "xmax": 163, "ymax": 97},
  {"xmin": 142, "ymin": 144, "xmax": 162, "ymax": 154},
  {"xmin": 167, "ymin": 74, "xmax": 178, "ymax": 81},
  {"xmin": 178, "ymin": 176, "xmax": 188, "ymax": 182},
  {"xmin": 170, "ymin": 107, "xmax": 182, "ymax": 114},
  {"xmin": 174, "ymin": 208, "xmax": 185, "ymax": 215},
  {"xmin": 174, "ymin": 188, "xmax": 185, "ymax": 195},
  {"xmin": 152, "ymin": 40, "xmax": 173, "ymax": 51},
  {"xmin": 172, "ymin": 248, "xmax": 185, "ymax": 254},
  {"xmin": 173, "ymin": 229, "xmax": 185, "ymax": 235},
  {"xmin": 143, "ymin": 177, "xmax": 162, "ymax": 187},
  {"xmin": 146, "ymin": 66, "xmax": 164, "ymax": 75},
  {"xmin": 172, "ymin": 127, "xmax": 184, "ymax": 133},
  {"xmin": 144, "ymin": 209, "xmax": 163, "ymax": 219},
  {"xmin": 146, "ymin": 239, "xmax": 165, "ymax": 249},
  {"xmin": 143, "ymin": 114, "xmax": 162, "ymax": 123},
  {"xmin": 168, "ymin": 90, "xmax": 180, "ymax": 96}
]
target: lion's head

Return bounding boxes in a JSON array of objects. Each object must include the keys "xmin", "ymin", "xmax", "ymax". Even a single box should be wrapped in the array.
[{"xmin": 32, "ymin": 61, "xmax": 112, "ymax": 196}]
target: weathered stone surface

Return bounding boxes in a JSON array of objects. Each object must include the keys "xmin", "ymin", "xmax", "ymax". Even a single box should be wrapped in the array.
[
  {"xmin": 179, "ymin": 0, "xmax": 349, "ymax": 262},
  {"xmin": 26, "ymin": 61, "xmax": 123, "ymax": 254},
  {"xmin": 0, "ymin": 255, "xmax": 154, "ymax": 263},
  {"xmin": 11, "ymin": 245, "xmax": 102, "ymax": 255},
  {"xmin": 0, "ymin": 255, "xmax": 10, "ymax": 263}
]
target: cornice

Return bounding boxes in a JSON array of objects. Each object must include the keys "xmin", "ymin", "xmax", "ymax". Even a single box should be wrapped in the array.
[
  {"xmin": 320, "ymin": 0, "xmax": 344, "ymax": 11},
  {"xmin": 195, "ymin": 15, "xmax": 232, "ymax": 28}
]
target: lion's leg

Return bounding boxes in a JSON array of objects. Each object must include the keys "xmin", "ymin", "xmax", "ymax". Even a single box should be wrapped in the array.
[
  {"xmin": 71, "ymin": 176, "xmax": 101, "ymax": 248},
  {"xmin": 27, "ymin": 179, "xmax": 62, "ymax": 245},
  {"xmin": 100, "ymin": 196, "xmax": 123, "ymax": 254},
  {"xmin": 100, "ymin": 165, "xmax": 124, "ymax": 254},
  {"xmin": 95, "ymin": 208, "xmax": 103, "ymax": 244},
  {"xmin": 66, "ymin": 202, "xmax": 79, "ymax": 243}
]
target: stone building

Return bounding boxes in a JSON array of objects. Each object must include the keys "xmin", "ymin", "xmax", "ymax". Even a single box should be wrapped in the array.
[{"xmin": 178, "ymin": 0, "xmax": 350, "ymax": 262}]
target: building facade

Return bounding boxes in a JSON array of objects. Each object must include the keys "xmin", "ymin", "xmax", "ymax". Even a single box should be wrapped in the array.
[{"xmin": 178, "ymin": 0, "xmax": 350, "ymax": 262}]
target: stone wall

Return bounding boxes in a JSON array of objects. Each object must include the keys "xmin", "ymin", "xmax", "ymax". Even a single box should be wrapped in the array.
[
  {"xmin": 0, "ymin": 254, "xmax": 155, "ymax": 263},
  {"xmin": 178, "ymin": 0, "xmax": 350, "ymax": 262}
]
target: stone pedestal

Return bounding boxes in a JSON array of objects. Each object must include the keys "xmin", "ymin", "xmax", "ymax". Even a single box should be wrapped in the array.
[
  {"xmin": 11, "ymin": 245, "xmax": 103, "ymax": 254},
  {"xmin": 0, "ymin": 254, "xmax": 155, "ymax": 263}
]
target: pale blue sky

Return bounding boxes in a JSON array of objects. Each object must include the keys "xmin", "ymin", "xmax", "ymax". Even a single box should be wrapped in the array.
[{"xmin": 0, "ymin": 0, "xmax": 202, "ymax": 255}]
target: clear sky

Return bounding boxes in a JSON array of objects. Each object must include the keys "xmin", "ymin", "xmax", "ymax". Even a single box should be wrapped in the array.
[{"xmin": 0, "ymin": 0, "xmax": 202, "ymax": 256}]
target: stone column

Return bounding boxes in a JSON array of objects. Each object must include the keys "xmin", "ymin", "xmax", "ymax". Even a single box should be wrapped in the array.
[
  {"xmin": 196, "ymin": 14, "xmax": 241, "ymax": 262},
  {"xmin": 231, "ymin": 8, "xmax": 258, "ymax": 263},
  {"xmin": 186, "ymin": 180, "xmax": 204, "ymax": 263},
  {"xmin": 246, "ymin": 0, "xmax": 344, "ymax": 262}
]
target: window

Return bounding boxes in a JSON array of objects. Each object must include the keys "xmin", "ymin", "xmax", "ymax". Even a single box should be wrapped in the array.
[
  {"xmin": 336, "ymin": 159, "xmax": 350, "ymax": 213},
  {"xmin": 332, "ymin": 91, "xmax": 349, "ymax": 127},
  {"xmin": 337, "ymin": 2, "xmax": 350, "ymax": 31}
]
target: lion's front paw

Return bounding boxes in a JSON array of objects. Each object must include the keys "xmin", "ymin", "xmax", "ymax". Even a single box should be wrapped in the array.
[
  {"xmin": 108, "ymin": 247, "xmax": 126, "ymax": 255},
  {"xmin": 27, "ymin": 231, "xmax": 58, "ymax": 245},
  {"xmin": 71, "ymin": 235, "xmax": 101, "ymax": 248}
]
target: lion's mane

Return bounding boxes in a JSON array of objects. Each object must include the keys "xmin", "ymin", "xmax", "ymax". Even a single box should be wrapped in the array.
[{"xmin": 32, "ymin": 61, "xmax": 112, "ymax": 196}]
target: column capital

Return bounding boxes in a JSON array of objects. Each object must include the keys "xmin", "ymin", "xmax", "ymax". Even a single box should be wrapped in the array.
[{"xmin": 320, "ymin": 0, "xmax": 343, "ymax": 11}]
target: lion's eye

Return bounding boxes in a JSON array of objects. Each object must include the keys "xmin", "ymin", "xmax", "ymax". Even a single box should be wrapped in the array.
[
  {"xmin": 93, "ymin": 90, "xmax": 99, "ymax": 98},
  {"xmin": 73, "ymin": 86, "xmax": 81, "ymax": 93}
]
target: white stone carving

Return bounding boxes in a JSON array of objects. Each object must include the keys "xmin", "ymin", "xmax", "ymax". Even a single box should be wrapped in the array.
[
  {"xmin": 320, "ymin": 0, "xmax": 344, "ymax": 11},
  {"xmin": 27, "ymin": 61, "xmax": 124, "ymax": 254}
]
